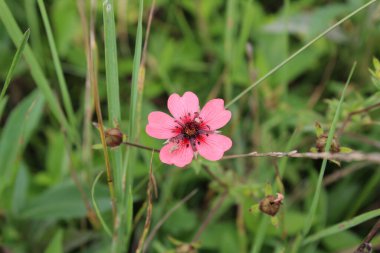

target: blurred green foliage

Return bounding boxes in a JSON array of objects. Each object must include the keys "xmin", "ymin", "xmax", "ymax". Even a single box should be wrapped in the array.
[{"xmin": 1, "ymin": 0, "xmax": 380, "ymax": 252}]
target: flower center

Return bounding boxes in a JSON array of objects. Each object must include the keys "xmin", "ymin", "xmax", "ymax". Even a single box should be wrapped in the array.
[{"xmin": 183, "ymin": 121, "xmax": 199, "ymax": 138}]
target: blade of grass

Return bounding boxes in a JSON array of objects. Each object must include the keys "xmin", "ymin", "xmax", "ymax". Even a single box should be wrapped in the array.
[
  {"xmin": 37, "ymin": 0, "xmax": 76, "ymax": 127},
  {"xmin": 91, "ymin": 170, "xmax": 112, "ymax": 237},
  {"xmin": 103, "ymin": 0, "xmax": 123, "ymax": 203},
  {"xmin": 303, "ymin": 208, "xmax": 380, "ymax": 245},
  {"xmin": 119, "ymin": 0, "xmax": 144, "ymax": 249},
  {"xmin": 0, "ymin": 0, "xmax": 76, "ymax": 143},
  {"xmin": 24, "ymin": 0, "xmax": 44, "ymax": 68},
  {"xmin": 225, "ymin": 0, "xmax": 376, "ymax": 108},
  {"xmin": 302, "ymin": 62, "xmax": 356, "ymax": 237},
  {"xmin": 102, "ymin": 0, "xmax": 125, "ymax": 251},
  {"xmin": 0, "ymin": 91, "xmax": 44, "ymax": 198},
  {"xmin": 91, "ymin": 2, "xmax": 116, "ymax": 221},
  {"xmin": 287, "ymin": 63, "xmax": 359, "ymax": 253},
  {"xmin": 76, "ymin": 0, "xmax": 94, "ymax": 165},
  {"xmin": 0, "ymin": 29, "xmax": 30, "ymax": 103}
]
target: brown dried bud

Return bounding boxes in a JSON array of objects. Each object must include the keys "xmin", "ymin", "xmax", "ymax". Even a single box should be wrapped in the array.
[
  {"xmin": 316, "ymin": 134, "xmax": 340, "ymax": 153},
  {"xmin": 105, "ymin": 128, "xmax": 123, "ymax": 147},
  {"xmin": 259, "ymin": 193, "xmax": 283, "ymax": 216}
]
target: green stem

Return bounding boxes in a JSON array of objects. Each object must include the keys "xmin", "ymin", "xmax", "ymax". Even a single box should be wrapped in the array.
[
  {"xmin": 225, "ymin": 0, "xmax": 376, "ymax": 108},
  {"xmin": 37, "ymin": 0, "xmax": 76, "ymax": 128}
]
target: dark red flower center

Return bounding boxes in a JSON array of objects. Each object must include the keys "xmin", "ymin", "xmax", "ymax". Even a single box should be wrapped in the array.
[
  {"xmin": 183, "ymin": 121, "xmax": 199, "ymax": 138},
  {"xmin": 170, "ymin": 113, "xmax": 213, "ymax": 153}
]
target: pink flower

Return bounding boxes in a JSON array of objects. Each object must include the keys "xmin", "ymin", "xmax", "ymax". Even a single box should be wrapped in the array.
[{"xmin": 146, "ymin": 91, "xmax": 232, "ymax": 167}]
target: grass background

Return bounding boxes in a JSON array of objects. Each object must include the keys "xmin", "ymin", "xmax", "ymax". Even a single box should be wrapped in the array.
[{"xmin": 1, "ymin": 0, "xmax": 380, "ymax": 252}]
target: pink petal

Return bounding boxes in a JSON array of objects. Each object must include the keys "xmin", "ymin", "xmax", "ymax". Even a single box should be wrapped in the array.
[
  {"xmin": 167, "ymin": 92, "xmax": 199, "ymax": 120},
  {"xmin": 160, "ymin": 141, "xmax": 194, "ymax": 167},
  {"xmin": 146, "ymin": 111, "xmax": 178, "ymax": 139},
  {"xmin": 197, "ymin": 134, "xmax": 232, "ymax": 161},
  {"xmin": 199, "ymin": 99, "xmax": 231, "ymax": 130}
]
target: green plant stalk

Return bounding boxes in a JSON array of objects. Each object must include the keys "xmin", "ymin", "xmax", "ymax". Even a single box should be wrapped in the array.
[
  {"xmin": 102, "ymin": 1, "xmax": 124, "ymax": 251},
  {"xmin": 225, "ymin": 0, "xmax": 376, "ymax": 108},
  {"xmin": 24, "ymin": 0, "xmax": 44, "ymax": 68},
  {"xmin": 297, "ymin": 63, "xmax": 357, "ymax": 252},
  {"xmin": 37, "ymin": 0, "xmax": 76, "ymax": 128},
  {"xmin": 0, "ymin": 29, "xmax": 30, "ymax": 103},
  {"xmin": 91, "ymin": 171, "xmax": 112, "ymax": 237},
  {"xmin": 0, "ymin": 0, "xmax": 76, "ymax": 143},
  {"xmin": 303, "ymin": 208, "xmax": 380, "ymax": 245},
  {"xmin": 120, "ymin": 0, "xmax": 144, "ymax": 249},
  {"xmin": 102, "ymin": 0, "xmax": 123, "ymax": 201}
]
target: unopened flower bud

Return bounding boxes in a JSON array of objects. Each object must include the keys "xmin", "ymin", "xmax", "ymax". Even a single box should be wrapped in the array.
[
  {"xmin": 316, "ymin": 134, "xmax": 340, "ymax": 153},
  {"xmin": 105, "ymin": 128, "xmax": 123, "ymax": 147},
  {"xmin": 259, "ymin": 193, "xmax": 284, "ymax": 216}
]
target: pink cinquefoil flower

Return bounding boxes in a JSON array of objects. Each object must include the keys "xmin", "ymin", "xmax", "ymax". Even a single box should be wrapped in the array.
[{"xmin": 146, "ymin": 91, "xmax": 232, "ymax": 167}]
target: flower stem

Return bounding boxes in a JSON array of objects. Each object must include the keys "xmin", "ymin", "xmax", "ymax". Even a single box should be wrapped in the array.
[{"xmin": 122, "ymin": 141, "xmax": 160, "ymax": 153}]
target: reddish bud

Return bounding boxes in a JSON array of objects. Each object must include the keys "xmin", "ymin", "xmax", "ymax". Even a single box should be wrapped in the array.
[
  {"xmin": 105, "ymin": 128, "xmax": 123, "ymax": 147},
  {"xmin": 259, "ymin": 193, "xmax": 284, "ymax": 216},
  {"xmin": 316, "ymin": 134, "xmax": 340, "ymax": 153}
]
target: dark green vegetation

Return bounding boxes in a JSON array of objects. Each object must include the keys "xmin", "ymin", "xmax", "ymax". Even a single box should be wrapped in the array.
[{"xmin": 1, "ymin": 0, "xmax": 380, "ymax": 252}]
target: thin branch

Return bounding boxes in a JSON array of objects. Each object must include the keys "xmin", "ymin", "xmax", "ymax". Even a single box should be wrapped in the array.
[
  {"xmin": 323, "ymin": 162, "xmax": 370, "ymax": 186},
  {"xmin": 136, "ymin": 150, "xmax": 156, "ymax": 253},
  {"xmin": 344, "ymin": 132, "xmax": 380, "ymax": 149},
  {"xmin": 191, "ymin": 191, "xmax": 228, "ymax": 243},
  {"xmin": 143, "ymin": 189, "xmax": 198, "ymax": 253},
  {"xmin": 203, "ymin": 165, "xmax": 229, "ymax": 190},
  {"xmin": 122, "ymin": 141, "xmax": 160, "ymax": 153},
  {"xmin": 122, "ymin": 140, "xmax": 380, "ymax": 164},
  {"xmin": 223, "ymin": 150, "xmax": 380, "ymax": 164},
  {"xmin": 140, "ymin": 0, "xmax": 156, "ymax": 67},
  {"xmin": 337, "ymin": 101, "xmax": 380, "ymax": 137},
  {"xmin": 354, "ymin": 218, "xmax": 380, "ymax": 253}
]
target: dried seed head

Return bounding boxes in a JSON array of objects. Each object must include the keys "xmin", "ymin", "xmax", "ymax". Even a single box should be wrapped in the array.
[
  {"xmin": 259, "ymin": 193, "xmax": 283, "ymax": 216},
  {"xmin": 316, "ymin": 134, "xmax": 340, "ymax": 153},
  {"xmin": 105, "ymin": 128, "xmax": 123, "ymax": 147}
]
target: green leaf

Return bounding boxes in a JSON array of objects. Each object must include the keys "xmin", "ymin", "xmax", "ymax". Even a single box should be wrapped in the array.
[
  {"xmin": 314, "ymin": 122, "xmax": 324, "ymax": 138},
  {"xmin": 303, "ymin": 208, "xmax": 380, "ymax": 245},
  {"xmin": 20, "ymin": 181, "xmax": 111, "ymax": 219},
  {"xmin": 44, "ymin": 229, "xmax": 63, "ymax": 253},
  {"xmin": 0, "ymin": 29, "xmax": 30, "ymax": 103},
  {"xmin": 0, "ymin": 0, "xmax": 75, "ymax": 142},
  {"xmin": 310, "ymin": 147, "xmax": 318, "ymax": 153},
  {"xmin": 37, "ymin": 0, "xmax": 76, "ymax": 128},
  {"xmin": 264, "ymin": 183, "xmax": 273, "ymax": 196},
  {"xmin": 302, "ymin": 62, "xmax": 356, "ymax": 238},
  {"xmin": 0, "ymin": 91, "xmax": 44, "ymax": 198},
  {"xmin": 339, "ymin": 147, "xmax": 352, "ymax": 153},
  {"xmin": 322, "ymin": 230, "xmax": 360, "ymax": 252},
  {"xmin": 249, "ymin": 204, "xmax": 260, "ymax": 215},
  {"xmin": 11, "ymin": 163, "xmax": 30, "ymax": 215},
  {"xmin": 271, "ymin": 216, "xmax": 279, "ymax": 227}
]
